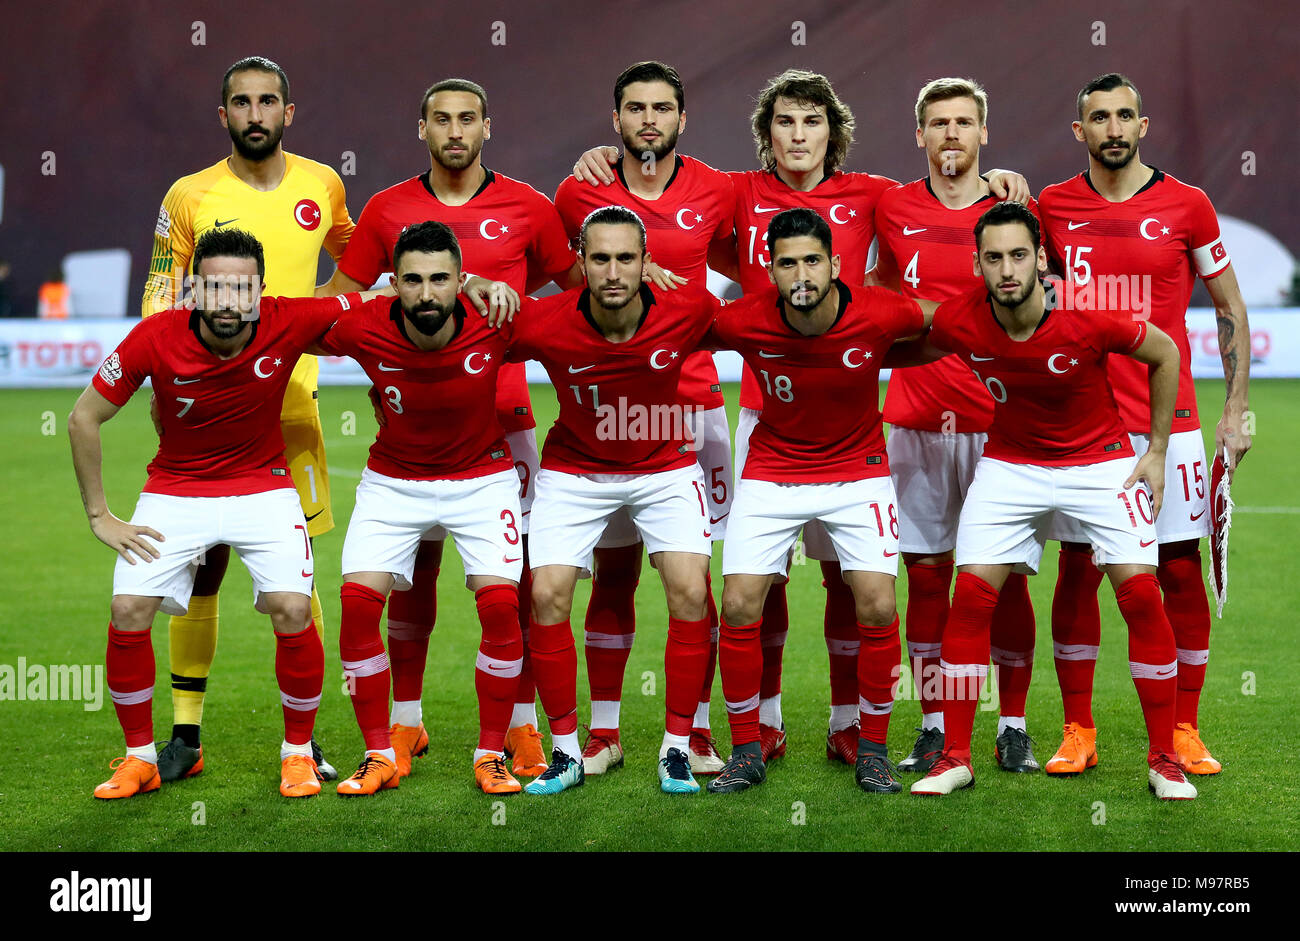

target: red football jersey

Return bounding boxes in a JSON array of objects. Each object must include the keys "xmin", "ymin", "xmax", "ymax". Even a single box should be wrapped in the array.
[
  {"xmin": 710, "ymin": 282, "xmax": 923, "ymax": 483},
  {"xmin": 337, "ymin": 169, "xmax": 575, "ymax": 433},
  {"xmin": 316, "ymin": 295, "xmax": 513, "ymax": 481},
  {"xmin": 92, "ymin": 295, "xmax": 357, "ymax": 496},
  {"xmin": 554, "ymin": 155, "xmax": 733, "ymax": 409},
  {"xmin": 508, "ymin": 283, "xmax": 720, "ymax": 474},
  {"xmin": 928, "ymin": 286, "xmax": 1146, "ymax": 466},
  {"xmin": 728, "ymin": 169, "xmax": 896, "ymax": 409},
  {"xmin": 876, "ymin": 180, "xmax": 1041, "ymax": 433},
  {"xmin": 1038, "ymin": 169, "xmax": 1228, "ymax": 435}
]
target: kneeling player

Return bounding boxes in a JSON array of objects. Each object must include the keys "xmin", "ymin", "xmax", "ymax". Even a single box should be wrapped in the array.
[
  {"xmin": 510, "ymin": 207, "xmax": 721, "ymax": 795},
  {"xmin": 316, "ymin": 222, "xmax": 527, "ymax": 795},
  {"xmin": 708, "ymin": 209, "xmax": 930, "ymax": 795},
  {"xmin": 70, "ymin": 229, "xmax": 372, "ymax": 799},
  {"xmin": 901, "ymin": 202, "xmax": 1195, "ymax": 800}
]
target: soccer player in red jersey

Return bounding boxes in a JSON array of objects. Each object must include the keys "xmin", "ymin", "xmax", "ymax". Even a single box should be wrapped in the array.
[
  {"xmin": 705, "ymin": 208, "xmax": 930, "ymax": 794},
  {"xmin": 70, "ymin": 229, "xmax": 375, "ymax": 799},
  {"xmin": 869, "ymin": 78, "xmax": 1042, "ymax": 775},
  {"xmin": 315, "ymin": 222, "xmax": 528, "ymax": 796},
  {"xmin": 901, "ymin": 202, "xmax": 1196, "ymax": 800},
  {"xmin": 509, "ymin": 207, "xmax": 721, "ymax": 795},
  {"xmin": 554, "ymin": 62, "xmax": 734, "ymax": 776},
  {"xmin": 1039, "ymin": 74, "xmax": 1252, "ymax": 778},
  {"xmin": 324, "ymin": 79, "xmax": 582, "ymax": 780}
]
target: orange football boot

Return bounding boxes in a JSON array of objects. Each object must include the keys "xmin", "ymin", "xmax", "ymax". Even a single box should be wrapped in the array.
[
  {"xmin": 279, "ymin": 754, "xmax": 323, "ymax": 797},
  {"xmin": 336, "ymin": 753, "xmax": 400, "ymax": 796},
  {"xmin": 504, "ymin": 723, "xmax": 549, "ymax": 776},
  {"xmin": 1173, "ymin": 723, "xmax": 1222, "ymax": 775},
  {"xmin": 1044, "ymin": 722, "xmax": 1098, "ymax": 775},
  {"xmin": 390, "ymin": 722, "xmax": 429, "ymax": 777},
  {"xmin": 94, "ymin": 756, "xmax": 161, "ymax": 799},
  {"xmin": 474, "ymin": 754, "xmax": 523, "ymax": 794}
]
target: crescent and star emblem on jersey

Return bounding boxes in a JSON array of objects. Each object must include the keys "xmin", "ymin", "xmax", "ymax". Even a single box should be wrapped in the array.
[
  {"xmin": 479, "ymin": 218, "xmax": 509, "ymax": 240},
  {"xmin": 841, "ymin": 347, "xmax": 872, "ymax": 368},
  {"xmin": 293, "ymin": 199, "xmax": 321, "ymax": 231},
  {"xmin": 253, "ymin": 356, "xmax": 283, "ymax": 378},
  {"xmin": 463, "ymin": 351, "xmax": 492, "ymax": 374},
  {"xmin": 649, "ymin": 348, "xmax": 679, "ymax": 369},
  {"xmin": 676, "ymin": 208, "xmax": 703, "ymax": 230},
  {"xmin": 1047, "ymin": 353, "xmax": 1079, "ymax": 374},
  {"xmin": 1139, "ymin": 217, "xmax": 1171, "ymax": 241},
  {"xmin": 828, "ymin": 204, "xmax": 855, "ymax": 224}
]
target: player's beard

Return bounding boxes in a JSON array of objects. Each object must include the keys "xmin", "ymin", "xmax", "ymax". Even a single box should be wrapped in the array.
[
  {"xmin": 1091, "ymin": 137, "xmax": 1138, "ymax": 170},
  {"xmin": 592, "ymin": 280, "xmax": 638, "ymax": 312},
  {"xmin": 935, "ymin": 145, "xmax": 976, "ymax": 178},
  {"xmin": 230, "ymin": 119, "xmax": 284, "ymax": 161},
  {"xmin": 405, "ymin": 298, "xmax": 457, "ymax": 336},
  {"xmin": 433, "ymin": 137, "xmax": 483, "ymax": 171},
  {"xmin": 783, "ymin": 277, "xmax": 828, "ymax": 313},
  {"xmin": 622, "ymin": 124, "xmax": 679, "ymax": 164},
  {"xmin": 990, "ymin": 279, "xmax": 1035, "ymax": 310},
  {"xmin": 198, "ymin": 307, "xmax": 247, "ymax": 339}
]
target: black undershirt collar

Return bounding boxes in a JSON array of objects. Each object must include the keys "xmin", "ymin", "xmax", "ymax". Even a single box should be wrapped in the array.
[
  {"xmin": 777, "ymin": 279, "xmax": 851, "ymax": 336},
  {"xmin": 577, "ymin": 282, "xmax": 656, "ymax": 339}
]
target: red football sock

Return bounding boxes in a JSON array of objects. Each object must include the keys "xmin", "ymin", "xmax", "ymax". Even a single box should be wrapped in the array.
[
  {"xmin": 758, "ymin": 584, "xmax": 788, "ymax": 699},
  {"xmin": 513, "ymin": 549, "xmax": 537, "ymax": 714},
  {"xmin": 529, "ymin": 617, "xmax": 577, "ymax": 737},
  {"xmin": 1115, "ymin": 573, "xmax": 1177, "ymax": 756},
  {"xmin": 665, "ymin": 615, "xmax": 711, "ymax": 737},
  {"xmin": 1051, "ymin": 545, "xmax": 1104, "ymax": 727},
  {"xmin": 904, "ymin": 560, "xmax": 954, "ymax": 715},
  {"xmin": 584, "ymin": 544, "xmax": 639, "ymax": 706},
  {"xmin": 821, "ymin": 562, "xmax": 861, "ymax": 708},
  {"xmin": 720, "ymin": 617, "xmax": 763, "ymax": 746},
  {"xmin": 339, "ymin": 582, "xmax": 391, "ymax": 752},
  {"xmin": 106, "ymin": 623, "xmax": 155, "ymax": 749},
  {"xmin": 276, "ymin": 619, "xmax": 324, "ymax": 747},
  {"xmin": 475, "ymin": 584, "xmax": 523, "ymax": 753},
  {"xmin": 939, "ymin": 573, "xmax": 1000, "ymax": 760},
  {"xmin": 1159, "ymin": 552, "xmax": 1211, "ymax": 727},
  {"xmin": 857, "ymin": 615, "xmax": 901, "ymax": 746},
  {"xmin": 697, "ymin": 573, "xmax": 719, "ymax": 708},
  {"xmin": 386, "ymin": 556, "xmax": 439, "ymax": 703},
  {"xmin": 990, "ymin": 573, "xmax": 1035, "ymax": 719}
]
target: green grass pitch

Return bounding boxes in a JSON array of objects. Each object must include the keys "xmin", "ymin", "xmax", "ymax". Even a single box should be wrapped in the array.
[{"xmin": 0, "ymin": 379, "xmax": 1295, "ymax": 851}]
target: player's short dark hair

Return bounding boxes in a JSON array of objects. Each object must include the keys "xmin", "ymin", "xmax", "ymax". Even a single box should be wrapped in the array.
[
  {"xmin": 1076, "ymin": 72, "xmax": 1142, "ymax": 119},
  {"xmin": 973, "ymin": 201, "xmax": 1041, "ymax": 251},
  {"xmin": 579, "ymin": 206, "xmax": 647, "ymax": 253},
  {"xmin": 765, "ymin": 208, "xmax": 833, "ymax": 257},
  {"xmin": 192, "ymin": 227, "xmax": 265, "ymax": 280},
  {"xmin": 221, "ymin": 56, "xmax": 290, "ymax": 106},
  {"xmin": 393, "ymin": 221, "xmax": 462, "ymax": 272},
  {"xmin": 614, "ymin": 61, "xmax": 684, "ymax": 111},
  {"xmin": 751, "ymin": 69, "xmax": 855, "ymax": 174},
  {"xmin": 420, "ymin": 78, "xmax": 489, "ymax": 121}
]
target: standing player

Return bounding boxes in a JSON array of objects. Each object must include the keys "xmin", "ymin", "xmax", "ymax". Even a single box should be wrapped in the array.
[
  {"xmin": 323, "ymin": 78, "xmax": 581, "ymax": 780},
  {"xmin": 141, "ymin": 56, "xmax": 354, "ymax": 782},
  {"xmin": 553, "ymin": 62, "xmax": 734, "ymax": 776},
  {"xmin": 509, "ymin": 207, "xmax": 721, "ymax": 795},
  {"xmin": 706, "ymin": 209, "xmax": 928, "ymax": 795},
  {"xmin": 316, "ymin": 223, "xmax": 527, "ymax": 796},
  {"xmin": 870, "ymin": 78, "xmax": 1041, "ymax": 774},
  {"xmin": 72, "ymin": 229, "xmax": 370, "ymax": 799},
  {"xmin": 903, "ymin": 202, "xmax": 1195, "ymax": 800},
  {"xmin": 1041, "ymin": 74, "xmax": 1252, "ymax": 777}
]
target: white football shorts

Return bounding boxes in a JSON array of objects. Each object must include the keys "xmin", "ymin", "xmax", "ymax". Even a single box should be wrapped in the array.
[{"xmin": 888, "ymin": 427, "xmax": 988, "ymax": 555}]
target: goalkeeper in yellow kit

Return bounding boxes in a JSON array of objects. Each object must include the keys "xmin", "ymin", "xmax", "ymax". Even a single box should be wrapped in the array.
[{"xmin": 141, "ymin": 56, "xmax": 355, "ymax": 780}]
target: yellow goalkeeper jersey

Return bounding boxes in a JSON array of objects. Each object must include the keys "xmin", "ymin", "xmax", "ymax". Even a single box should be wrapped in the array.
[{"xmin": 142, "ymin": 152, "xmax": 354, "ymax": 421}]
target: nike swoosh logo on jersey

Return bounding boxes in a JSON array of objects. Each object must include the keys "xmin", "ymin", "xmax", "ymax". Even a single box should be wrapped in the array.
[
  {"xmin": 753, "ymin": 204, "xmax": 782, "ymax": 213},
  {"xmin": 568, "ymin": 364, "xmax": 596, "ymax": 373},
  {"xmin": 214, "ymin": 218, "xmax": 239, "ymax": 227},
  {"xmin": 1190, "ymin": 509, "xmax": 1206, "ymax": 521},
  {"xmin": 301, "ymin": 569, "xmax": 313, "ymax": 578},
  {"xmin": 970, "ymin": 354, "xmax": 995, "ymax": 362},
  {"xmin": 377, "ymin": 362, "xmax": 402, "ymax": 372},
  {"xmin": 503, "ymin": 555, "xmax": 522, "ymax": 564},
  {"xmin": 758, "ymin": 351, "xmax": 785, "ymax": 359},
  {"xmin": 1140, "ymin": 539, "xmax": 1156, "ymax": 548},
  {"xmin": 305, "ymin": 509, "xmax": 325, "ymax": 522},
  {"xmin": 1067, "ymin": 221, "xmax": 1090, "ymax": 230},
  {"xmin": 883, "ymin": 550, "xmax": 898, "ymax": 557},
  {"xmin": 174, "ymin": 377, "xmax": 201, "ymax": 384},
  {"xmin": 710, "ymin": 513, "xmax": 729, "ymax": 524},
  {"xmin": 902, "ymin": 226, "xmax": 927, "ymax": 235}
]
